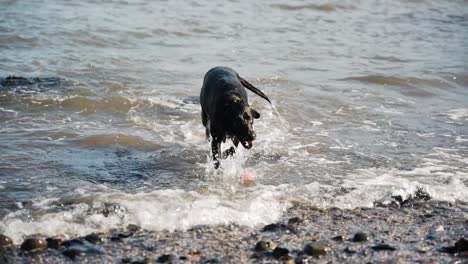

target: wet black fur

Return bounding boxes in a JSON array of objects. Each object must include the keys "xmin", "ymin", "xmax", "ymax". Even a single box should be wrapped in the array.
[{"xmin": 200, "ymin": 67, "xmax": 271, "ymax": 169}]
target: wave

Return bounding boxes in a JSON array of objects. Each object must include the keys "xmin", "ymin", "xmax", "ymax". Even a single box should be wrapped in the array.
[
  {"xmin": 1, "ymin": 160, "xmax": 466, "ymax": 244},
  {"xmin": 0, "ymin": 186, "xmax": 285, "ymax": 244}
]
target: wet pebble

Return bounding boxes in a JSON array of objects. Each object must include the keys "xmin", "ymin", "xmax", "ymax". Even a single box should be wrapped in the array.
[
  {"xmin": 121, "ymin": 257, "xmax": 147, "ymax": 264},
  {"xmin": 352, "ymin": 232, "xmax": 369, "ymax": 242},
  {"xmin": 442, "ymin": 237, "xmax": 468, "ymax": 253},
  {"xmin": 371, "ymin": 243, "xmax": 397, "ymax": 251},
  {"xmin": 111, "ymin": 232, "xmax": 133, "ymax": 241},
  {"xmin": 0, "ymin": 234, "xmax": 13, "ymax": 248},
  {"xmin": 262, "ymin": 223, "xmax": 293, "ymax": 233},
  {"xmin": 46, "ymin": 237, "xmax": 63, "ymax": 249},
  {"xmin": 127, "ymin": 224, "xmax": 141, "ymax": 233},
  {"xmin": 287, "ymin": 217, "xmax": 302, "ymax": 226},
  {"xmin": 157, "ymin": 254, "xmax": 177, "ymax": 263},
  {"xmin": 61, "ymin": 238, "xmax": 104, "ymax": 259},
  {"xmin": 20, "ymin": 238, "xmax": 47, "ymax": 251},
  {"xmin": 303, "ymin": 242, "xmax": 329, "ymax": 257},
  {"xmin": 272, "ymin": 247, "xmax": 289, "ymax": 259},
  {"xmin": 254, "ymin": 240, "xmax": 277, "ymax": 251},
  {"xmin": 332, "ymin": 235, "xmax": 345, "ymax": 242},
  {"xmin": 84, "ymin": 233, "xmax": 103, "ymax": 244},
  {"xmin": 454, "ymin": 238, "xmax": 468, "ymax": 252}
]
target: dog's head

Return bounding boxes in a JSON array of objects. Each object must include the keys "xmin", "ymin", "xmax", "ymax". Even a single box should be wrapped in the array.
[{"xmin": 223, "ymin": 95, "xmax": 260, "ymax": 149}]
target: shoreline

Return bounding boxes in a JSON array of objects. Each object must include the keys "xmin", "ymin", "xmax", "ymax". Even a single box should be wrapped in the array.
[{"xmin": 1, "ymin": 200, "xmax": 467, "ymax": 263}]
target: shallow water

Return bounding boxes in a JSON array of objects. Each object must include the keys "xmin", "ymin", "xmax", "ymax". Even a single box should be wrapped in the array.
[{"xmin": 1, "ymin": 0, "xmax": 467, "ymax": 243}]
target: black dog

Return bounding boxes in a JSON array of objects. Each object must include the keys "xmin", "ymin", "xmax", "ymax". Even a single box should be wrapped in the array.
[{"xmin": 200, "ymin": 67, "xmax": 271, "ymax": 168}]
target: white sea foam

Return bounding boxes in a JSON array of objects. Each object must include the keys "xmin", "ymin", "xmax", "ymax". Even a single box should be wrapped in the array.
[{"xmin": 0, "ymin": 186, "xmax": 286, "ymax": 244}]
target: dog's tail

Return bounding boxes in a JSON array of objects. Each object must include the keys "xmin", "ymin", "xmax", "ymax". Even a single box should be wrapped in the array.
[{"xmin": 239, "ymin": 76, "xmax": 272, "ymax": 104}]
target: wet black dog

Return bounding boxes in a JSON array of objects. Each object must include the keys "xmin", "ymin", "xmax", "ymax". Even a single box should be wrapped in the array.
[{"xmin": 200, "ymin": 67, "xmax": 271, "ymax": 168}]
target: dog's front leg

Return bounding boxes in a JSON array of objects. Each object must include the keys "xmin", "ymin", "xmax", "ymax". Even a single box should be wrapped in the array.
[
  {"xmin": 211, "ymin": 139, "xmax": 221, "ymax": 169},
  {"xmin": 222, "ymin": 138, "xmax": 239, "ymax": 159}
]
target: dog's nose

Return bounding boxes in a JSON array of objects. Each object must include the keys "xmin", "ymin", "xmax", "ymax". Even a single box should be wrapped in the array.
[{"xmin": 249, "ymin": 131, "xmax": 256, "ymax": 140}]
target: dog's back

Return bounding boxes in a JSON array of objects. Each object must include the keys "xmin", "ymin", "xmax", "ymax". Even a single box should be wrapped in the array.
[{"xmin": 200, "ymin": 67, "xmax": 248, "ymax": 118}]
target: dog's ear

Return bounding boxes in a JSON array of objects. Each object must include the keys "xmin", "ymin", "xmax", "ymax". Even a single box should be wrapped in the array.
[{"xmin": 251, "ymin": 109, "xmax": 260, "ymax": 119}]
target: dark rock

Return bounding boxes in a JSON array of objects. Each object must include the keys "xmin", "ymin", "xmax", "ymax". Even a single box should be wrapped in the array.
[
  {"xmin": 122, "ymin": 257, "xmax": 150, "ymax": 264},
  {"xmin": 287, "ymin": 217, "xmax": 302, "ymax": 226},
  {"xmin": 46, "ymin": 237, "xmax": 63, "ymax": 249},
  {"xmin": 84, "ymin": 233, "xmax": 103, "ymax": 244},
  {"xmin": 371, "ymin": 244, "xmax": 397, "ymax": 251},
  {"xmin": 61, "ymin": 239, "xmax": 104, "ymax": 259},
  {"xmin": 20, "ymin": 238, "xmax": 47, "ymax": 251},
  {"xmin": 157, "ymin": 254, "xmax": 178, "ymax": 263},
  {"xmin": 254, "ymin": 240, "xmax": 277, "ymax": 251},
  {"xmin": 201, "ymin": 258, "xmax": 226, "ymax": 264},
  {"xmin": 352, "ymin": 232, "xmax": 369, "ymax": 242},
  {"xmin": 272, "ymin": 247, "xmax": 289, "ymax": 259},
  {"xmin": 62, "ymin": 247, "xmax": 84, "ymax": 259},
  {"xmin": 111, "ymin": 232, "xmax": 133, "ymax": 241},
  {"xmin": 454, "ymin": 238, "xmax": 468, "ymax": 252},
  {"xmin": 304, "ymin": 242, "xmax": 329, "ymax": 257},
  {"xmin": 21, "ymin": 201, "xmax": 33, "ymax": 208},
  {"xmin": 262, "ymin": 223, "xmax": 293, "ymax": 233},
  {"xmin": 441, "ymin": 238, "xmax": 468, "ymax": 254},
  {"xmin": 390, "ymin": 188, "xmax": 431, "ymax": 207},
  {"xmin": 0, "ymin": 234, "xmax": 13, "ymax": 248},
  {"xmin": 127, "ymin": 224, "xmax": 141, "ymax": 233},
  {"xmin": 332, "ymin": 235, "xmax": 345, "ymax": 242},
  {"xmin": 121, "ymin": 257, "xmax": 148, "ymax": 264}
]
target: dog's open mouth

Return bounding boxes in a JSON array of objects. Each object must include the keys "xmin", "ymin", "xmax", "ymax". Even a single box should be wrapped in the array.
[{"xmin": 241, "ymin": 140, "xmax": 253, "ymax": 149}]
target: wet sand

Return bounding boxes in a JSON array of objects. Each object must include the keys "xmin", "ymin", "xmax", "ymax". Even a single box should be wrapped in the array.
[{"xmin": 1, "ymin": 200, "xmax": 466, "ymax": 263}]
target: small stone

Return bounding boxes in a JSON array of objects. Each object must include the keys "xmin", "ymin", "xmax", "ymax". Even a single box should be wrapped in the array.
[
  {"xmin": 304, "ymin": 242, "xmax": 329, "ymax": 257},
  {"xmin": 157, "ymin": 254, "xmax": 177, "ymax": 263},
  {"xmin": 332, "ymin": 235, "xmax": 345, "ymax": 242},
  {"xmin": 352, "ymin": 232, "xmax": 369, "ymax": 242},
  {"xmin": 272, "ymin": 247, "xmax": 289, "ymax": 259},
  {"xmin": 127, "ymin": 224, "xmax": 141, "ymax": 233},
  {"xmin": 262, "ymin": 223, "xmax": 292, "ymax": 233},
  {"xmin": 371, "ymin": 244, "xmax": 397, "ymax": 251},
  {"xmin": 84, "ymin": 233, "xmax": 103, "ymax": 244},
  {"xmin": 62, "ymin": 247, "xmax": 84, "ymax": 259},
  {"xmin": 454, "ymin": 238, "xmax": 468, "ymax": 252},
  {"xmin": 46, "ymin": 237, "xmax": 63, "ymax": 249},
  {"xmin": 111, "ymin": 232, "xmax": 133, "ymax": 241},
  {"xmin": 344, "ymin": 246, "xmax": 358, "ymax": 254},
  {"xmin": 254, "ymin": 241, "xmax": 277, "ymax": 251},
  {"xmin": 415, "ymin": 246, "xmax": 430, "ymax": 253},
  {"xmin": 0, "ymin": 234, "xmax": 13, "ymax": 248},
  {"xmin": 287, "ymin": 217, "xmax": 302, "ymax": 226},
  {"xmin": 61, "ymin": 239, "xmax": 104, "ymax": 259},
  {"xmin": 20, "ymin": 238, "xmax": 47, "ymax": 251}
]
